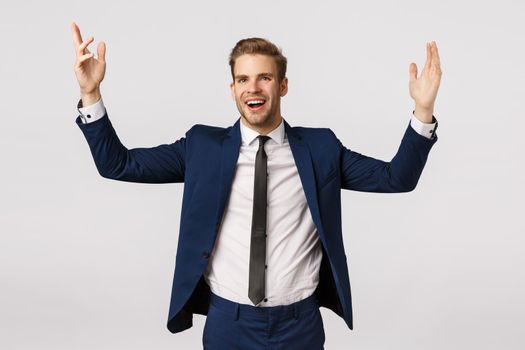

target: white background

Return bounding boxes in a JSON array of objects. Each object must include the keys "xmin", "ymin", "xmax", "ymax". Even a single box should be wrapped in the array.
[{"xmin": 1, "ymin": 0, "xmax": 524, "ymax": 349}]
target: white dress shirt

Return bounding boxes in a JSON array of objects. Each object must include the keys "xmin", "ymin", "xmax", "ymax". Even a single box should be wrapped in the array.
[
  {"xmin": 77, "ymin": 99, "xmax": 437, "ymax": 307},
  {"xmin": 203, "ymin": 117, "xmax": 325, "ymax": 306}
]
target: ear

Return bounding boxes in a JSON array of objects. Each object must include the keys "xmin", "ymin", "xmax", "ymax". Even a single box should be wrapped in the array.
[{"xmin": 279, "ymin": 77, "xmax": 288, "ymax": 97}]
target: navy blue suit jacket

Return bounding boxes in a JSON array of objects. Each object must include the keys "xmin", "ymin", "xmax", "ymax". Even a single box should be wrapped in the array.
[{"xmin": 76, "ymin": 113, "xmax": 437, "ymax": 333}]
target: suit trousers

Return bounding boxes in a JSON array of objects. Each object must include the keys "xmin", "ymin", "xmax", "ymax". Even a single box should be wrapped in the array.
[{"xmin": 202, "ymin": 292, "xmax": 325, "ymax": 349}]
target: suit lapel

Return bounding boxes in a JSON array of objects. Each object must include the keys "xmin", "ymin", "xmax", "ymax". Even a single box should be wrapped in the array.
[
  {"xmin": 216, "ymin": 118, "xmax": 242, "ymax": 227},
  {"xmin": 284, "ymin": 120, "xmax": 324, "ymax": 236}
]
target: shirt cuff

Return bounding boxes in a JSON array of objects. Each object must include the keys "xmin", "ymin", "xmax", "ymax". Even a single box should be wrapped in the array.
[
  {"xmin": 77, "ymin": 98, "xmax": 106, "ymax": 124},
  {"xmin": 410, "ymin": 112, "xmax": 438, "ymax": 139}
]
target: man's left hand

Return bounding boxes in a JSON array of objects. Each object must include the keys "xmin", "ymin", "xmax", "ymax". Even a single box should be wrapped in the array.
[{"xmin": 409, "ymin": 41, "xmax": 442, "ymax": 123}]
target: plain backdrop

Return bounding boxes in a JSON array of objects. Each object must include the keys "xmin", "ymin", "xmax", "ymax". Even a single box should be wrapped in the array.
[{"xmin": 1, "ymin": 0, "xmax": 524, "ymax": 349}]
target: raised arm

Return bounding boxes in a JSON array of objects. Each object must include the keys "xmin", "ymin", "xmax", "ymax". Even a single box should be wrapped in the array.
[
  {"xmin": 339, "ymin": 41, "xmax": 442, "ymax": 192},
  {"xmin": 338, "ymin": 122, "xmax": 437, "ymax": 192},
  {"xmin": 71, "ymin": 22, "xmax": 187, "ymax": 184}
]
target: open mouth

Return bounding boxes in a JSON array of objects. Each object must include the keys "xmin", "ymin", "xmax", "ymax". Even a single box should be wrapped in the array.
[{"xmin": 246, "ymin": 99, "xmax": 266, "ymax": 111}]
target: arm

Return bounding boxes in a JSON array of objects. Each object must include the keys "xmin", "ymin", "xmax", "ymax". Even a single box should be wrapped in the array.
[
  {"xmin": 71, "ymin": 22, "xmax": 187, "ymax": 183},
  {"xmin": 339, "ymin": 41, "xmax": 442, "ymax": 192},
  {"xmin": 337, "ymin": 120, "xmax": 437, "ymax": 192},
  {"xmin": 76, "ymin": 108, "xmax": 187, "ymax": 183}
]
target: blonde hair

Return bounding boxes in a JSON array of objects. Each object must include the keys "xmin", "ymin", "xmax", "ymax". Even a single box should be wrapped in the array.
[{"xmin": 229, "ymin": 37, "xmax": 287, "ymax": 82}]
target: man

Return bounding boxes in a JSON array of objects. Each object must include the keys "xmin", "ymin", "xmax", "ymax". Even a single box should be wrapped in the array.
[{"xmin": 71, "ymin": 22, "xmax": 441, "ymax": 349}]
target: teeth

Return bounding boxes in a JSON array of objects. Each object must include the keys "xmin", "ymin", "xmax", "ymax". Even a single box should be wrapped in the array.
[{"xmin": 247, "ymin": 100, "xmax": 265, "ymax": 105}]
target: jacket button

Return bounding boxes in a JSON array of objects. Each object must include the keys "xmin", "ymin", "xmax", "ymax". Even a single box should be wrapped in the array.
[{"xmin": 202, "ymin": 251, "xmax": 210, "ymax": 259}]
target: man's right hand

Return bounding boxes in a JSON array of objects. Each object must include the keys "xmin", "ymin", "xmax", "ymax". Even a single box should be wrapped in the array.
[{"xmin": 71, "ymin": 22, "xmax": 106, "ymax": 106}]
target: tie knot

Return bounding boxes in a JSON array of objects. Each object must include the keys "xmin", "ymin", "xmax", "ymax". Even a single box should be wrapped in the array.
[{"xmin": 257, "ymin": 135, "xmax": 271, "ymax": 148}]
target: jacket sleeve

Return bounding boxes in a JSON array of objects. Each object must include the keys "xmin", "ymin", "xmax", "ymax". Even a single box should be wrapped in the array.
[
  {"xmin": 76, "ymin": 112, "xmax": 188, "ymax": 184},
  {"xmin": 333, "ymin": 121, "xmax": 437, "ymax": 193}
]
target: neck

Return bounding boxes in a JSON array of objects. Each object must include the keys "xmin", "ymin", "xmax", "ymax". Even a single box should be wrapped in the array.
[{"xmin": 241, "ymin": 115, "xmax": 283, "ymax": 135}]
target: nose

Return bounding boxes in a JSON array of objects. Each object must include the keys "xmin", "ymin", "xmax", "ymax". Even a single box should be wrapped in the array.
[{"xmin": 246, "ymin": 79, "xmax": 262, "ymax": 93}]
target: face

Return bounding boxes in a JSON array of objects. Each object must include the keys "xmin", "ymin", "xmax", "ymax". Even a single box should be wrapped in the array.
[{"xmin": 230, "ymin": 54, "xmax": 288, "ymax": 134}]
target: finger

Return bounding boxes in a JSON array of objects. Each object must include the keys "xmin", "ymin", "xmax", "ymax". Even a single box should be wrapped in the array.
[
  {"xmin": 432, "ymin": 42, "xmax": 441, "ymax": 70},
  {"xmin": 75, "ymin": 52, "xmax": 94, "ymax": 67},
  {"xmin": 423, "ymin": 42, "xmax": 432, "ymax": 72},
  {"xmin": 71, "ymin": 22, "xmax": 83, "ymax": 47},
  {"xmin": 97, "ymin": 41, "xmax": 106, "ymax": 62},
  {"xmin": 77, "ymin": 36, "xmax": 94, "ymax": 56},
  {"xmin": 428, "ymin": 41, "xmax": 435, "ymax": 67},
  {"xmin": 409, "ymin": 62, "xmax": 417, "ymax": 82}
]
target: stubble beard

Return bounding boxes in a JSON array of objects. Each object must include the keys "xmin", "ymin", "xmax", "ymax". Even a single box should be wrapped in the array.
[{"xmin": 237, "ymin": 98, "xmax": 279, "ymax": 131}]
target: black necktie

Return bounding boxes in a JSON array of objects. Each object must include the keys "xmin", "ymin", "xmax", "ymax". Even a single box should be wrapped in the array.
[{"xmin": 248, "ymin": 135, "xmax": 271, "ymax": 305}]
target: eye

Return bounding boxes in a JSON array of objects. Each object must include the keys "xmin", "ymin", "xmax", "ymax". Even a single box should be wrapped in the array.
[
  {"xmin": 237, "ymin": 78, "xmax": 246, "ymax": 83},
  {"xmin": 262, "ymin": 76, "xmax": 271, "ymax": 81}
]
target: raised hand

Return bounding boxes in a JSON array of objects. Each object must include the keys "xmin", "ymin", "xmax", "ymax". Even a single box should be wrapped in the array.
[
  {"xmin": 71, "ymin": 22, "xmax": 106, "ymax": 105},
  {"xmin": 409, "ymin": 41, "xmax": 442, "ymax": 123}
]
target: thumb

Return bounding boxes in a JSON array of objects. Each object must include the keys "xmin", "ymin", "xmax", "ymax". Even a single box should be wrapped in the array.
[
  {"xmin": 97, "ymin": 41, "xmax": 106, "ymax": 62},
  {"xmin": 409, "ymin": 62, "xmax": 417, "ymax": 82}
]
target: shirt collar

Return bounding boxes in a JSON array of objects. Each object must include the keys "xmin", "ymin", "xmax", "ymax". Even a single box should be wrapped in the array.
[{"xmin": 239, "ymin": 117, "xmax": 286, "ymax": 146}]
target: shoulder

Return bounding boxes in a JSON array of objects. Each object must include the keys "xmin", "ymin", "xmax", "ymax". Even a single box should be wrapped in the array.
[
  {"xmin": 186, "ymin": 123, "xmax": 232, "ymax": 139},
  {"xmin": 288, "ymin": 125, "xmax": 342, "ymax": 159},
  {"xmin": 288, "ymin": 124, "xmax": 337, "ymax": 142}
]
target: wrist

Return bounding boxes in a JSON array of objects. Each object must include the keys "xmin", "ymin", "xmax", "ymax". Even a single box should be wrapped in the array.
[
  {"xmin": 413, "ymin": 104, "xmax": 434, "ymax": 123},
  {"xmin": 80, "ymin": 88, "xmax": 101, "ymax": 107}
]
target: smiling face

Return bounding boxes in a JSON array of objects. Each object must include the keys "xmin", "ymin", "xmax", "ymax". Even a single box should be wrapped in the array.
[{"xmin": 230, "ymin": 54, "xmax": 288, "ymax": 134}]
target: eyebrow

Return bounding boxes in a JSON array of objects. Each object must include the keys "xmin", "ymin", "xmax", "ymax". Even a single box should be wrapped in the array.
[{"xmin": 234, "ymin": 72, "xmax": 275, "ymax": 80}]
